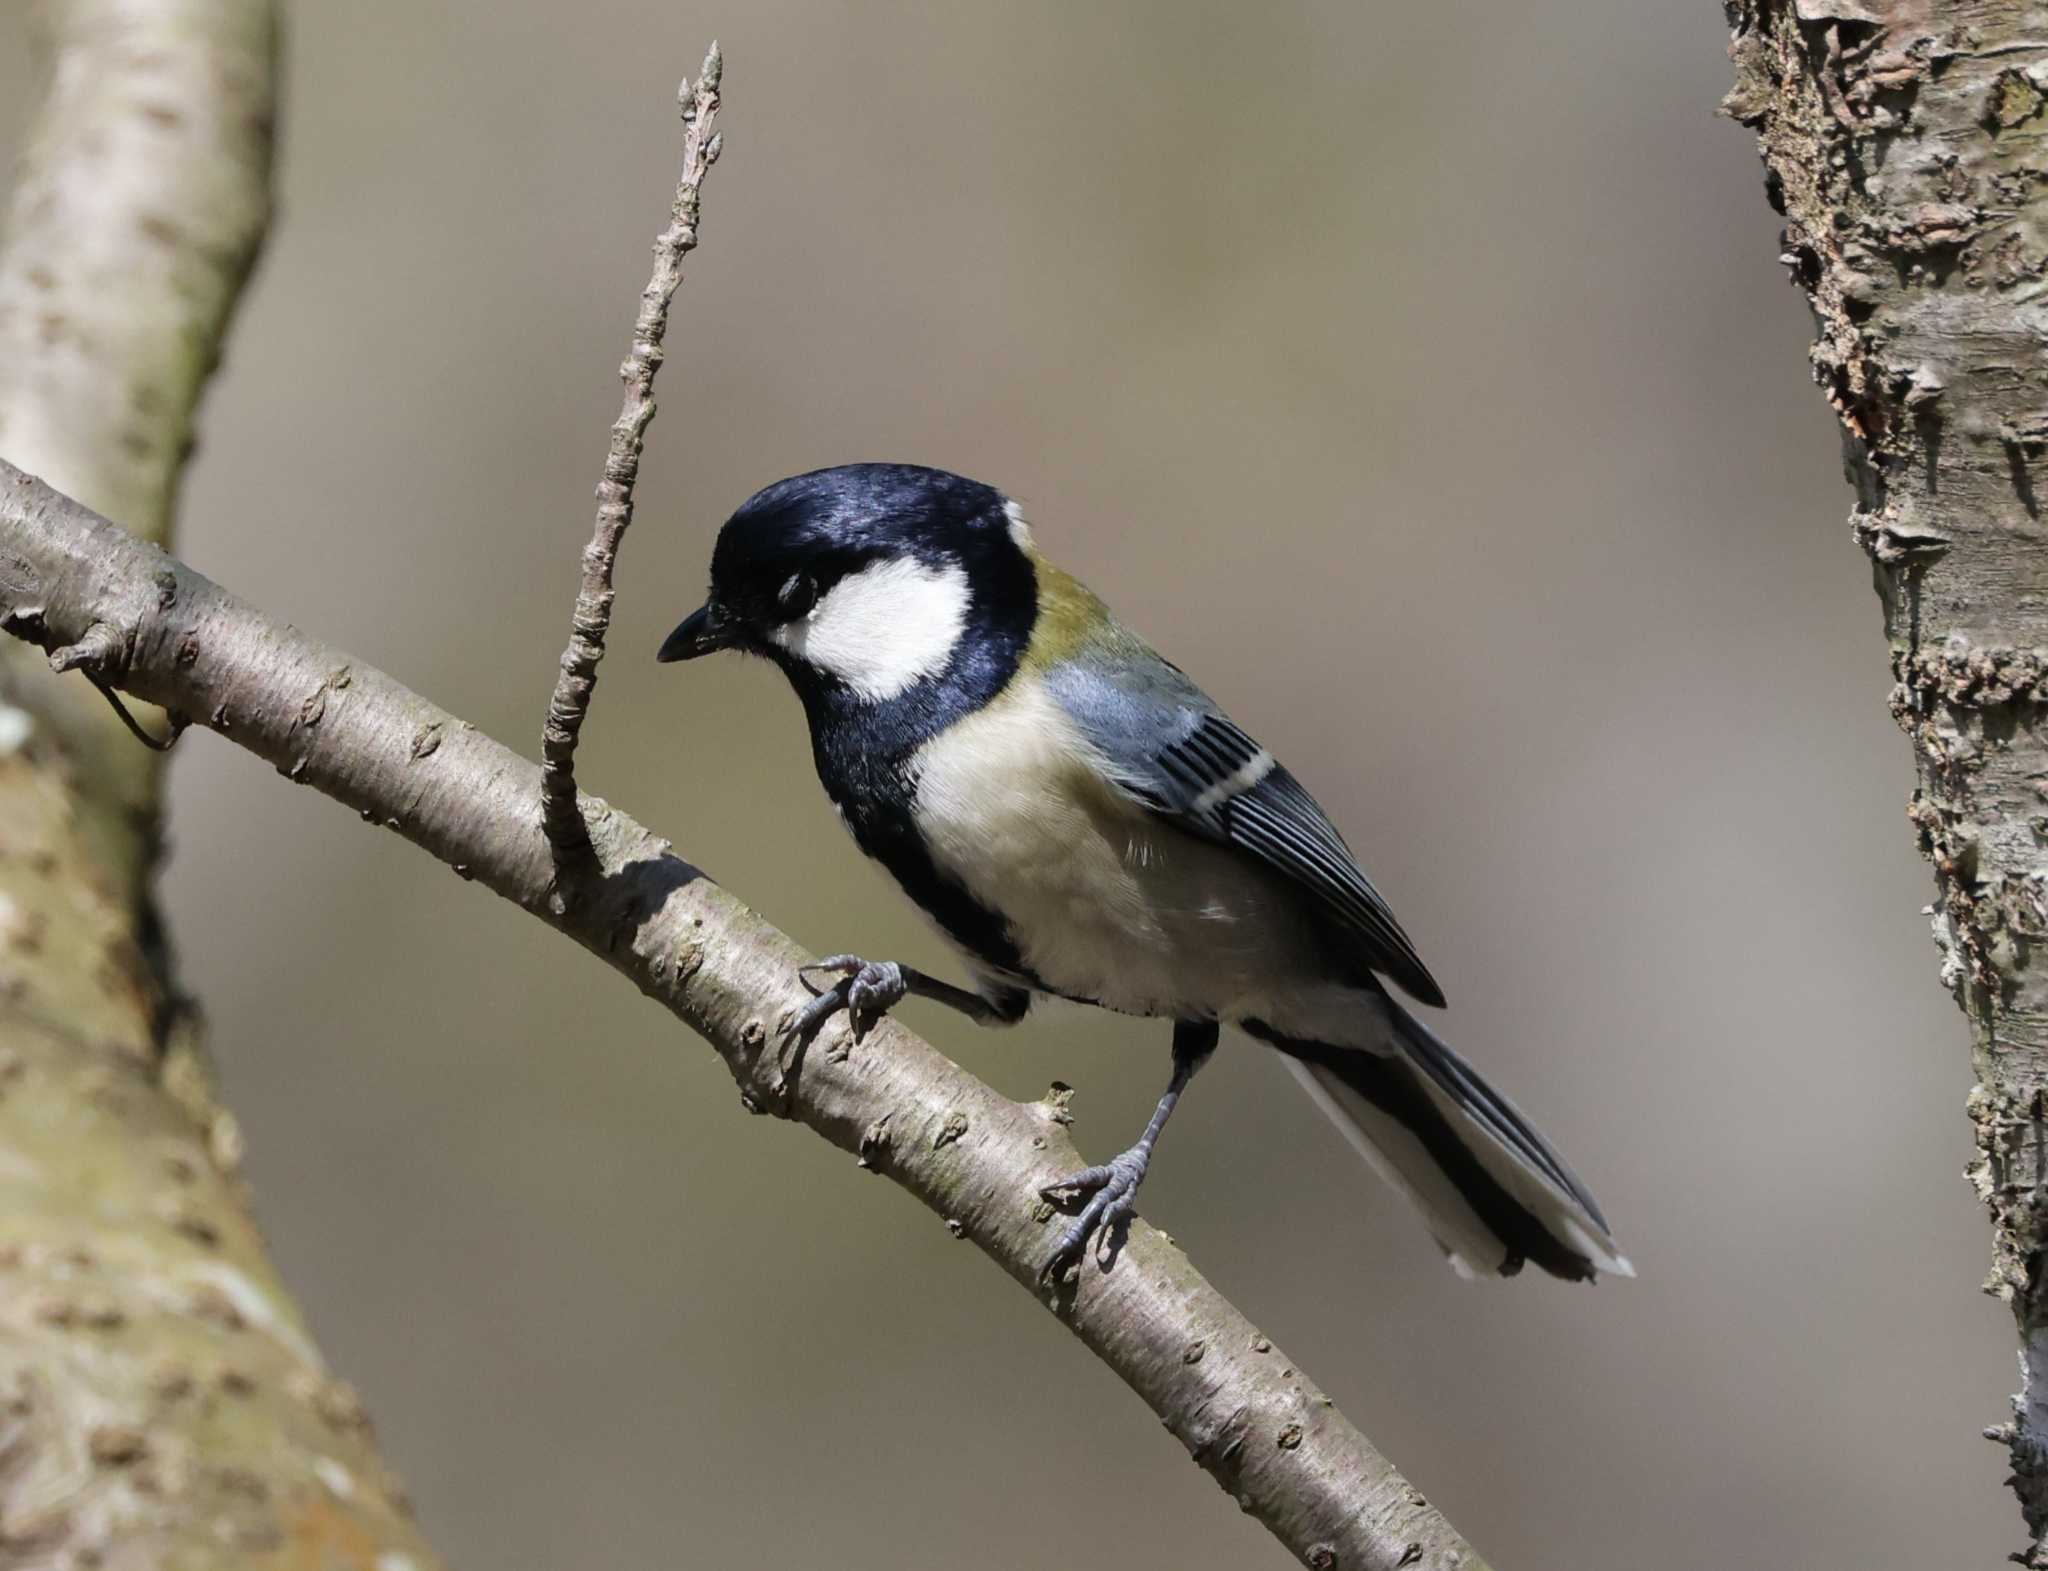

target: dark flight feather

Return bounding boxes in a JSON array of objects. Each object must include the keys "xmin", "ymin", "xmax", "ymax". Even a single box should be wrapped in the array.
[{"xmin": 1041, "ymin": 642, "xmax": 1447, "ymax": 1009}]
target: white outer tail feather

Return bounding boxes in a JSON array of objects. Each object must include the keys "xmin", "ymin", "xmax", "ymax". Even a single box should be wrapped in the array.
[{"xmin": 1280, "ymin": 1047, "xmax": 1633, "ymax": 1281}]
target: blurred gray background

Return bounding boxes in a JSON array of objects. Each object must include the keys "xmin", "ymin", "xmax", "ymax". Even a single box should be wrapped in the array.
[{"xmin": 0, "ymin": 2, "xmax": 2009, "ymax": 1566}]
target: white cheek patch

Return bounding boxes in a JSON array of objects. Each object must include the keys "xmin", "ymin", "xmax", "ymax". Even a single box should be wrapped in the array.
[{"xmin": 769, "ymin": 557, "xmax": 971, "ymax": 700}]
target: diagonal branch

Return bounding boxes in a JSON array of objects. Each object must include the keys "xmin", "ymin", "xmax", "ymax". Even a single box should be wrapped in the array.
[
  {"xmin": 539, "ymin": 43, "xmax": 723, "ymax": 861},
  {"xmin": 0, "ymin": 460, "xmax": 1491, "ymax": 1571}
]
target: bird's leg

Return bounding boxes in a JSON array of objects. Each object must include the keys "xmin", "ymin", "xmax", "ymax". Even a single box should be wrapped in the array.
[
  {"xmin": 1041, "ymin": 1018, "xmax": 1219, "ymax": 1279},
  {"xmin": 786, "ymin": 954, "xmax": 1022, "ymax": 1046}
]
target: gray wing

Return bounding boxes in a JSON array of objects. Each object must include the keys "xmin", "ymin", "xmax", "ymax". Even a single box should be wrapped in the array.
[{"xmin": 1041, "ymin": 636, "xmax": 1446, "ymax": 1008}]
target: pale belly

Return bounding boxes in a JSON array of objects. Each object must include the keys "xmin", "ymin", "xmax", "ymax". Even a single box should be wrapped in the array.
[{"xmin": 907, "ymin": 681, "xmax": 1349, "ymax": 1028}]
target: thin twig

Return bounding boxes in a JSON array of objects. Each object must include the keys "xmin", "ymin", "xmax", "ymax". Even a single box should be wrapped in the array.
[
  {"xmin": 43, "ymin": 625, "xmax": 187, "ymax": 749},
  {"xmin": 0, "ymin": 461, "xmax": 1493, "ymax": 1571},
  {"xmin": 540, "ymin": 45, "xmax": 724, "ymax": 862},
  {"xmin": 82, "ymin": 674, "xmax": 186, "ymax": 751}
]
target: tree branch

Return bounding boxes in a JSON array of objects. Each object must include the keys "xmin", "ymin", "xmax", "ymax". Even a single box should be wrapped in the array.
[
  {"xmin": 0, "ymin": 460, "xmax": 1490, "ymax": 1571},
  {"xmin": 539, "ymin": 44, "xmax": 723, "ymax": 861},
  {"xmin": 1723, "ymin": 0, "xmax": 2048, "ymax": 1558}
]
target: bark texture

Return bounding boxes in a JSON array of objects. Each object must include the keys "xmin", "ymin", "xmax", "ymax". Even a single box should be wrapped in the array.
[
  {"xmin": 0, "ymin": 463, "xmax": 1490, "ymax": 1571},
  {"xmin": 1723, "ymin": 0, "xmax": 2048, "ymax": 1557},
  {"xmin": 0, "ymin": 5, "xmax": 444, "ymax": 1567}
]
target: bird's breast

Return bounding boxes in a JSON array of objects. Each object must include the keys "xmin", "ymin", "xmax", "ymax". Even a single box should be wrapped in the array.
[{"xmin": 907, "ymin": 678, "xmax": 1328, "ymax": 1020}]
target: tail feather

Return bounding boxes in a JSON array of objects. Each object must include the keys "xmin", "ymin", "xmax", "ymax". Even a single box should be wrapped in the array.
[{"xmin": 1249, "ymin": 1003, "xmax": 1630, "ymax": 1282}]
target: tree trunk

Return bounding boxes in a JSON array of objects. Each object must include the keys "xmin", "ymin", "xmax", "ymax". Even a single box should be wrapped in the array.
[
  {"xmin": 0, "ymin": 5, "xmax": 445, "ymax": 1564},
  {"xmin": 1723, "ymin": 0, "xmax": 2048, "ymax": 1559}
]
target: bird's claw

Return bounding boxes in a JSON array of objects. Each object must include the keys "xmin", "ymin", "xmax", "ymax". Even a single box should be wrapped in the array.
[
  {"xmin": 789, "ymin": 954, "xmax": 906, "ymax": 1045},
  {"xmin": 1039, "ymin": 1147, "xmax": 1150, "ymax": 1282}
]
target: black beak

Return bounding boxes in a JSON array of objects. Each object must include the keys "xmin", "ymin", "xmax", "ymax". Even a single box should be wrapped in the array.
[{"xmin": 657, "ymin": 603, "xmax": 734, "ymax": 663}]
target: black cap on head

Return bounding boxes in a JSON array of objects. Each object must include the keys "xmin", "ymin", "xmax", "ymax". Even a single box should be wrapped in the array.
[
  {"xmin": 712, "ymin": 463, "xmax": 1004, "ymax": 587},
  {"xmin": 658, "ymin": 463, "xmax": 1028, "ymax": 668}
]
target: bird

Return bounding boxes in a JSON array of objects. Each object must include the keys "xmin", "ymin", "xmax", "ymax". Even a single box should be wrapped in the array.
[{"xmin": 658, "ymin": 463, "xmax": 1629, "ymax": 1283}]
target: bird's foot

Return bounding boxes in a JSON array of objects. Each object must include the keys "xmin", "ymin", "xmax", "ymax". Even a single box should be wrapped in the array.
[
  {"xmin": 788, "ymin": 954, "xmax": 906, "ymax": 1045},
  {"xmin": 1039, "ymin": 1146, "xmax": 1151, "ymax": 1281}
]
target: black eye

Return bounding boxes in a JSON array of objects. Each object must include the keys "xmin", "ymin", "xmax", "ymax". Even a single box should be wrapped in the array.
[{"xmin": 777, "ymin": 573, "xmax": 818, "ymax": 617}]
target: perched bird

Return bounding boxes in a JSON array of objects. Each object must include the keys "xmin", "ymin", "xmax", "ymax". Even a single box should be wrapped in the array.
[{"xmin": 659, "ymin": 463, "xmax": 1629, "ymax": 1282}]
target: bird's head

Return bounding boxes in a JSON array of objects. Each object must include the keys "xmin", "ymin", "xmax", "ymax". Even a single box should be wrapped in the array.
[{"xmin": 658, "ymin": 463, "xmax": 1038, "ymax": 703}]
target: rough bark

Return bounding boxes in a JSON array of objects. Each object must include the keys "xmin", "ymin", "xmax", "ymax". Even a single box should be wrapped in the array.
[
  {"xmin": 1723, "ymin": 0, "xmax": 2048, "ymax": 1558},
  {"xmin": 0, "ymin": 5, "xmax": 445, "ymax": 1567},
  {"xmin": 0, "ymin": 462, "xmax": 1490, "ymax": 1570}
]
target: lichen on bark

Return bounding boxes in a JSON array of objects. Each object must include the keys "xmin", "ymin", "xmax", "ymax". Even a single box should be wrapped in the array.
[{"xmin": 1723, "ymin": 0, "xmax": 2048, "ymax": 1557}]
